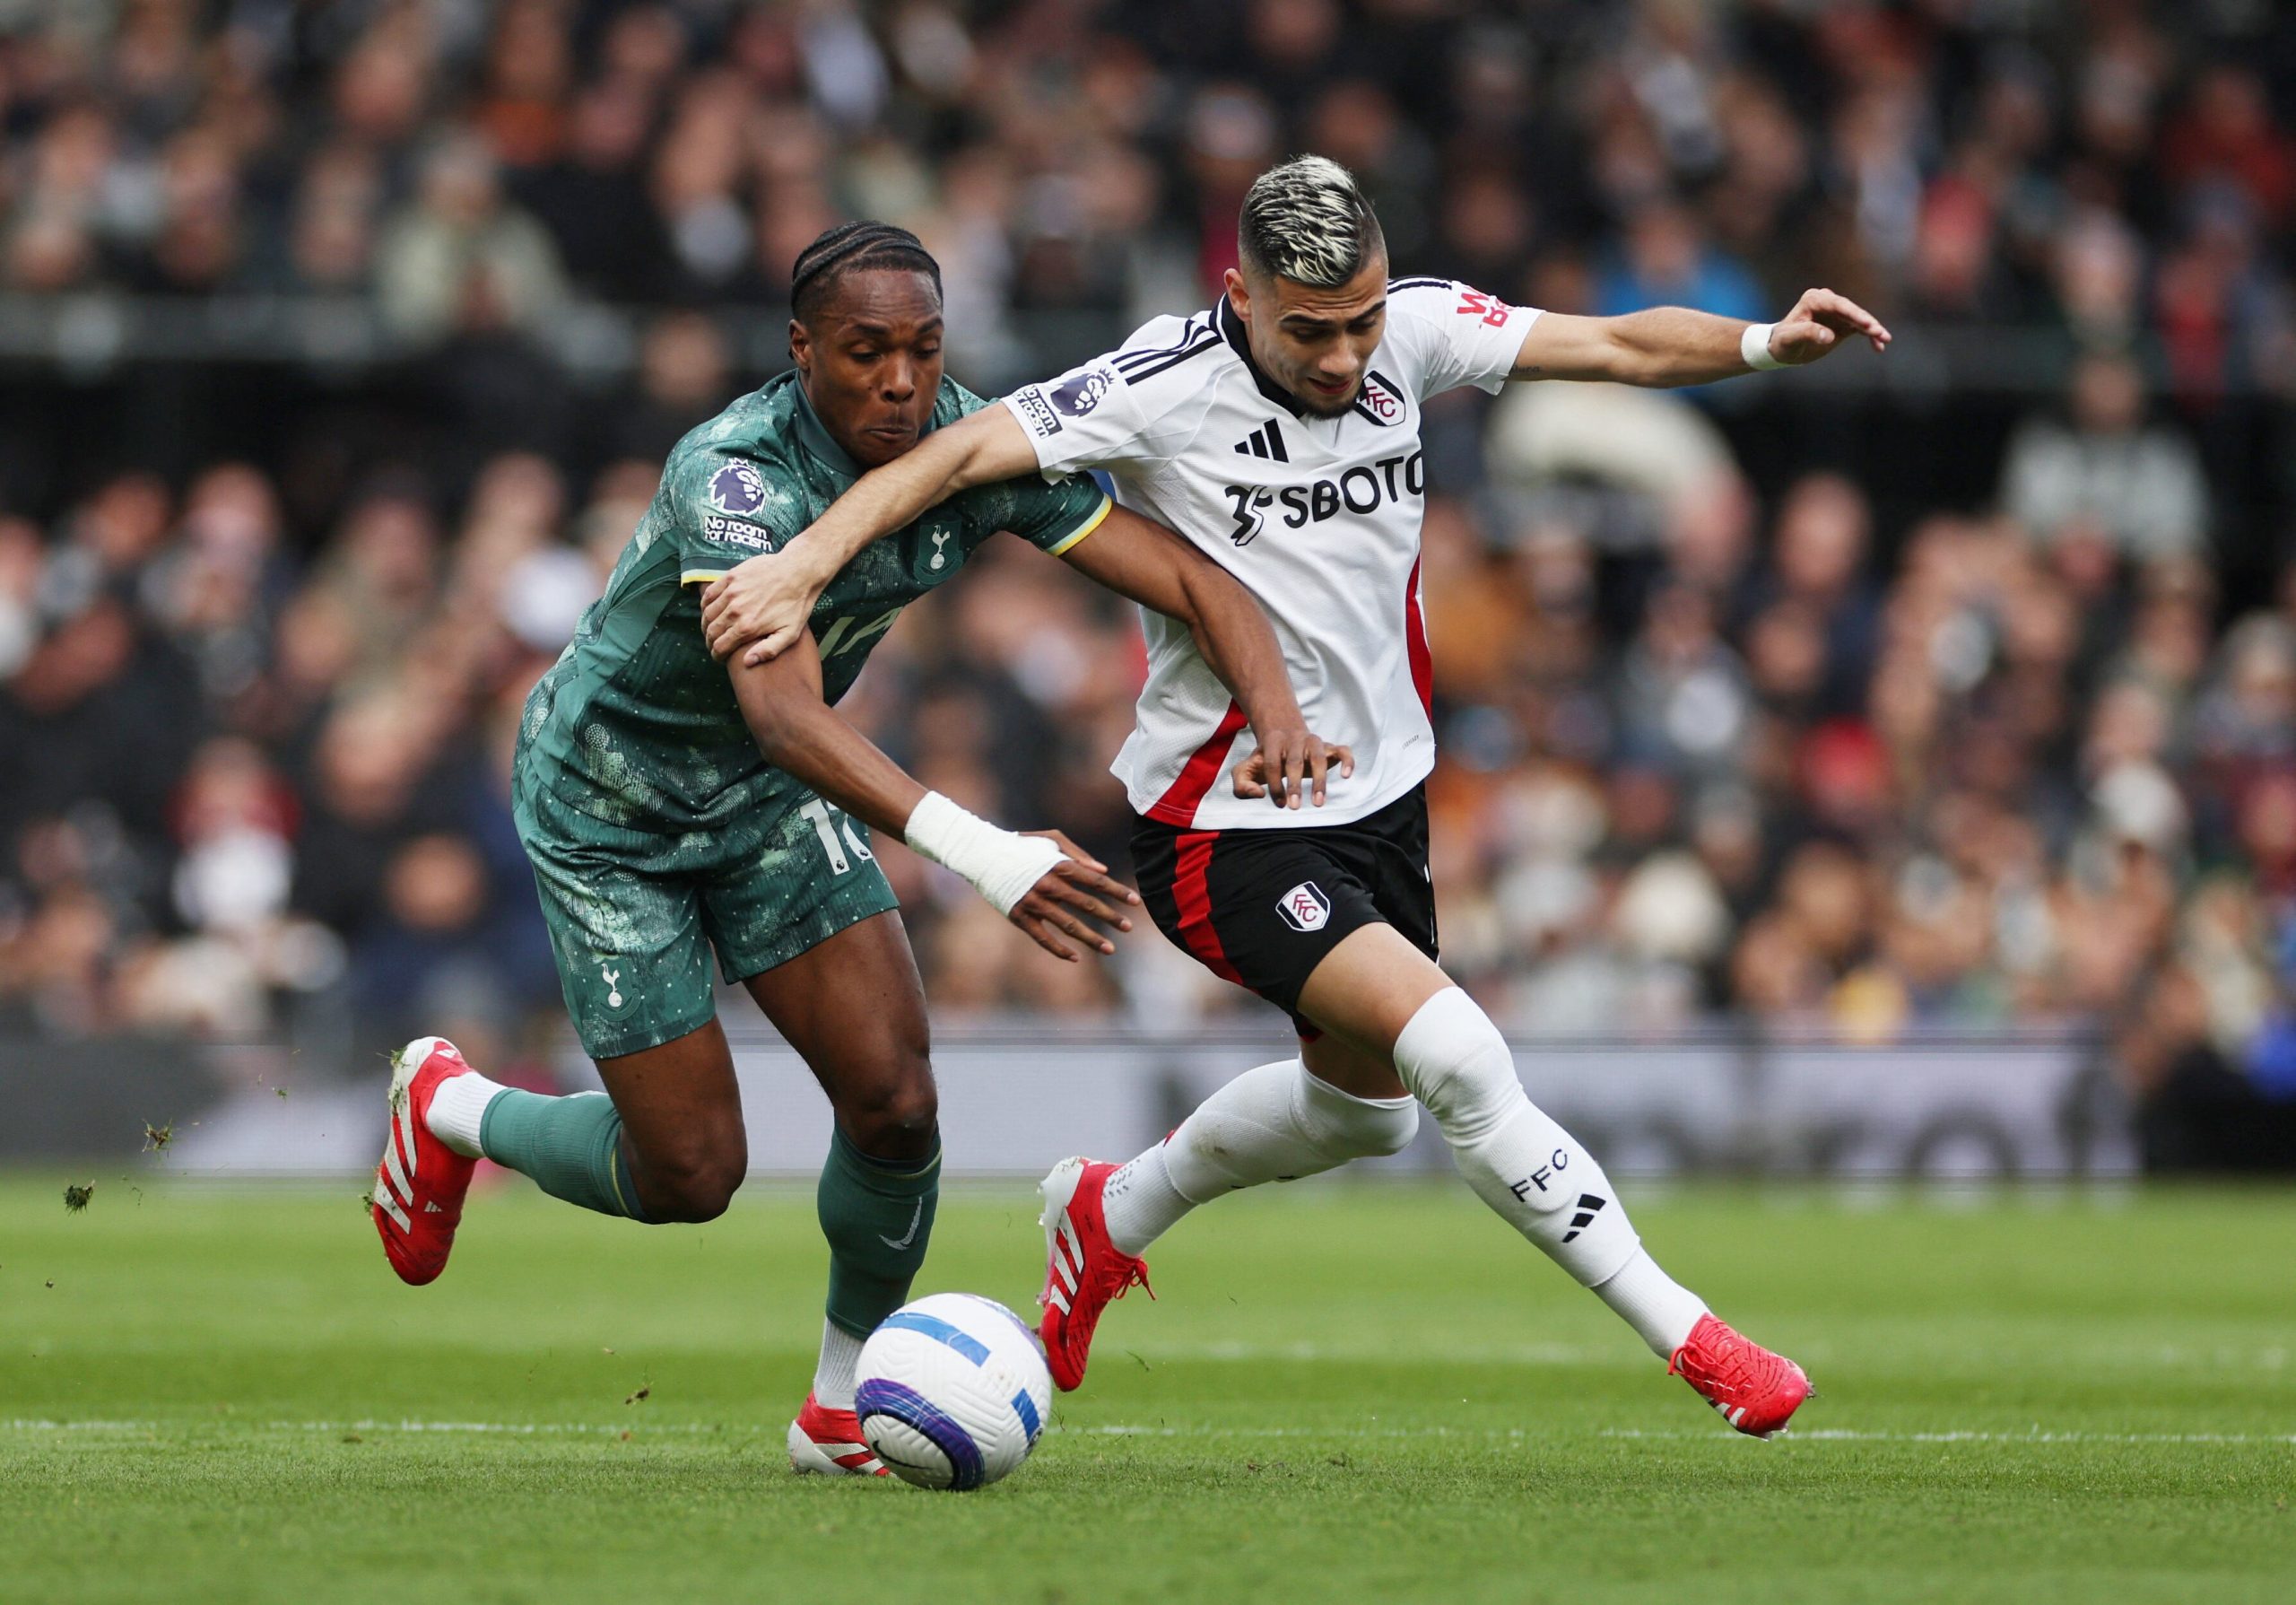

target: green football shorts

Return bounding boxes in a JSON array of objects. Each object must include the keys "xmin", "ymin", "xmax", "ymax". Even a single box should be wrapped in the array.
[{"xmin": 512, "ymin": 761, "xmax": 900, "ymax": 1060}]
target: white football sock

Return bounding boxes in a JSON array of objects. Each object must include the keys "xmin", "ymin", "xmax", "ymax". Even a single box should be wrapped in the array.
[
  {"xmin": 1592, "ymin": 1248, "xmax": 1710, "ymax": 1359},
  {"xmin": 1395, "ymin": 988, "xmax": 1698, "ymax": 1350},
  {"xmin": 813, "ymin": 1318, "xmax": 865, "ymax": 1412},
  {"xmin": 424, "ymin": 1070, "xmax": 506, "ymax": 1159},
  {"xmin": 1100, "ymin": 1142, "xmax": 1194, "ymax": 1258},
  {"xmin": 1100, "ymin": 1057, "xmax": 1419, "ymax": 1257}
]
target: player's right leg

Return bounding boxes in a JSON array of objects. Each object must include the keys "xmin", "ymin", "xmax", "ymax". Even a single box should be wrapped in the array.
[
  {"xmin": 1038, "ymin": 804, "xmax": 1422, "ymax": 1388},
  {"xmin": 373, "ymin": 1013, "xmax": 752, "ymax": 1277},
  {"xmin": 370, "ymin": 775, "xmax": 744, "ymax": 1281}
]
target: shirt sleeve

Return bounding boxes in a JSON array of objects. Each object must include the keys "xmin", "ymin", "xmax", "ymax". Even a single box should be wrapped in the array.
[
  {"xmin": 1385, "ymin": 278, "xmax": 1539, "ymax": 401},
  {"xmin": 998, "ymin": 310, "xmax": 1212, "ymax": 478},
  {"xmin": 664, "ymin": 449, "xmax": 804, "ymax": 587},
  {"xmin": 958, "ymin": 471, "xmax": 1113, "ymax": 557},
  {"xmin": 999, "ymin": 355, "xmax": 1156, "ymax": 480}
]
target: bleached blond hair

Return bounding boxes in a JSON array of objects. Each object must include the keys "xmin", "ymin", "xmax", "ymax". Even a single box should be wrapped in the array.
[{"xmin": 1238, "ymin": 155, "xmax": 1385, "ymax": 288}]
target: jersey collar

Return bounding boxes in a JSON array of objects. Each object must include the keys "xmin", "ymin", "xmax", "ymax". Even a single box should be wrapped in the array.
[
  {"xmin": 789, "ymin": 379, "xmax": 862, "ymax": 476},
  {"xmin": 1217, "ymin": 293, "xmax": 1305, "ymax": 418}
]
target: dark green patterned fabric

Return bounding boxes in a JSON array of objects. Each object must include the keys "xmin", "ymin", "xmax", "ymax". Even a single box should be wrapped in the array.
[
  {"xmin": 512, "ymin": 763, "xmax": 899, "ymax": 1057},
  {"xmin": 509, "ymin": 371, "xmax": 1107, "ymax": 1056},
  {"xmin": 518, "ymin": 370, "xmax": 1108, "ymax": 838}
]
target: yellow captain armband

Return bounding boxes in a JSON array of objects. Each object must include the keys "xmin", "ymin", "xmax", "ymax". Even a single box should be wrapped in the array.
[{"xmin": 681, "ymin": 570, "xmax": 731, "ymax": 587}]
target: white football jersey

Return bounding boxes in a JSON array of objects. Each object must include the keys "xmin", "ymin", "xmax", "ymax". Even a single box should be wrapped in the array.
[{"xmin": 1003, "ymin": 278, "xmax": 1532, "ymax": 830}]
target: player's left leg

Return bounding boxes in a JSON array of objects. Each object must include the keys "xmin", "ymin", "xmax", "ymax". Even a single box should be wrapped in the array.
[
  {"xmin": 1296, "ymin": 925, "xmax": 1706, "ymax": 1342},
  {"xmin": 738, "ymin": 910, "xmax": 941, "ymax": 1472},
  {"xmin": 693, "ymin": 797, "xmax": 934, "ymax": 1475},
  {"xmin": 1294, "ymin": 925, "xmax": 1810, "ymax": 1437}
]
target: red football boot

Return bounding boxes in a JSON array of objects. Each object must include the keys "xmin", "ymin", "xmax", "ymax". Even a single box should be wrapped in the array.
[
  {"xmin": 370, "ymin": 1036, "xmax": 480, "ymax": 1287},
  {"xmin": 1037, "ymin": 1156, "xmax": 1152, "ymax": 1392},
  {"xmin": 787, "ymin": 1393, "xmax": 887, "ymax": 1476},
  {"xmin": 1668, "ymin": 1313, "xmax": 1813, "ymax": 1439}
]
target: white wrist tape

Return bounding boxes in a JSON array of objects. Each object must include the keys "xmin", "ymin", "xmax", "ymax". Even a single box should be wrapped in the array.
[
  {"xmin": 1741, "ymin": 322, "xmax": 1783, "ymax": 371},
  {"xmin": 902, "ymin": 791, "xmax": 1065, "ymax": 917}
]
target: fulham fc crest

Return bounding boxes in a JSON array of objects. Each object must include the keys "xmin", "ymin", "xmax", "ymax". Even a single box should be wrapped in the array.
[{"xmin": 1276, "ymin": 881, "xmax": 1332, "ymax": 933}]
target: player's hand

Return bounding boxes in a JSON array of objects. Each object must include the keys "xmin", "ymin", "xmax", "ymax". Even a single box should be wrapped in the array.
[
  {"xmin": 1233, "ymin": 732, "xmax": 1355, "ymax": 809},
  {"xmin": 1767, "ymin": 289, "xmax": 1892, "ymax": 365},
  {"xmin": 1009, "ymin": 829, "xmax": 1140, "ymax": 962},
  {"xmin": 701, "ymin": 552, "xmax": 827, "ymax": 665}
]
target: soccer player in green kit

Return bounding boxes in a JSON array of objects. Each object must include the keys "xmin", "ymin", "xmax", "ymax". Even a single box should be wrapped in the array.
[{"xmin": 368, "ymin": 222, "xmax": 1344, "ymax": 1475}]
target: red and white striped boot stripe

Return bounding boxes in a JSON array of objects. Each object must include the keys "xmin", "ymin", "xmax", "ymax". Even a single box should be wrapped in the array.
[
  {"xmin": 1036, "ymin": 1157, "xmax": 1152, "ymax": 1392},
  {"xmin": 370, "ymin": 1037, "xmax": 477, "ymax": 1287},
  {"xmin": 787, "ymin": 1394, "xmax": 888, "ymax": 1476},
  {"xmin": 1044, "ymin": 1216, "xmax": 1086, "ymax": 1313},
  {"xmin": 374, "ymin": 1097, "xmax": 421, "ymax": 1229}
]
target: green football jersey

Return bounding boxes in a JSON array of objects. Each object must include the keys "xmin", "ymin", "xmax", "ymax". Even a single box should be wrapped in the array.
[{"xmin": 521, "ymin": 371, "xmax": 1110, "ymax": 833}]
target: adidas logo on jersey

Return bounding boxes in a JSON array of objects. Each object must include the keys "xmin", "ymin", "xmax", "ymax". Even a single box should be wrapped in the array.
[{"xmin": 1232, "ymin": 420, "xmax": 1288, "ymax": 461}]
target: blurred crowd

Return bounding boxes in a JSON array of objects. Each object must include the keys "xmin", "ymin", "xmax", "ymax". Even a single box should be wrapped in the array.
[
  {"xmin": 2, "ymin": 2, "xmax": 2292, "ymax": 395},
  {"xmin": 2, "ymin": 1, "xmax": 2294, "ymax": 1165}
]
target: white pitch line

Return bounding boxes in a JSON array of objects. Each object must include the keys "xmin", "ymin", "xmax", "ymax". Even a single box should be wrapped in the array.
[
  {"xmin": 1139, "ymin": 1341, "xmax": 1613, "ymax": 1365},
  {"xmin": 1600, "ymin": 1427, "xmax": 2296, "ymax": 1445},
  {"xmin": 1086, "ymin": 1425, "xmax": 2296, "ymax": 1445},
  {"xmin": 0, "ymin": 1418, "xmax": 743, "ymax": 1436},
  {"xmin": 6, "ymin": 1419, "xmax": 2288, "ymax": 1446}
]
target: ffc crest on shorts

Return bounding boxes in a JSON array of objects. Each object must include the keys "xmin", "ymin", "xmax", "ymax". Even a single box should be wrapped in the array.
[
  {"xmin": 708, "ymin": 460, "xmax": 768, "ymax": 515},
  {"xmin": 1276, "ymin": 881, "xmax": 1332, "ymax": 932}
]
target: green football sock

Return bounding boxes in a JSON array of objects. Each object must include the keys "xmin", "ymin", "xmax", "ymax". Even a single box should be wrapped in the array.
[
  {"xmin": 818, "ymin": 1125, "xmax": 940, "ymax": 1338},
  {"xmin": 479, "ymin": 1090, "xmax": 651, "ymax": 1223}
]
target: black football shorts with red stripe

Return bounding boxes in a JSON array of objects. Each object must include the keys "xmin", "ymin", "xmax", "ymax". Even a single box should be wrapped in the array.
[{"xmin": 1128, "ymin": 783, "xmax": 1435, "ymax": 1035}]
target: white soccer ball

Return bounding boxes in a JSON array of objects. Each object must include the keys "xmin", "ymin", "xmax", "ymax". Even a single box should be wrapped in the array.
[{"xmin": 854, "ymin": 1292, "xmax": 1052, "ymax": 1490}]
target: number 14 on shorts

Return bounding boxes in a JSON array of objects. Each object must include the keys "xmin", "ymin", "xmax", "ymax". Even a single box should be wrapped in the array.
[{"xmin": 798, "ymin": 798, "xmax": 874, "ymax": 875}]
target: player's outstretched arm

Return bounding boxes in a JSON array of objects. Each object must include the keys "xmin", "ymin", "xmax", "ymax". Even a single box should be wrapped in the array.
[
  {"xmin": 1057, "ymin": 507, "xmax": 1353, "ymax": 809},
  {"xmin": 703, "ymin": 406, "xmax": 1044, "ymax": 666},
  {"xmin": 727, "ymin": 635, "xmax": 1139, "ymax": 961},
  {"xmin": 1507, "ymin": 288, "xmax": 1892, "ymax": 388}
]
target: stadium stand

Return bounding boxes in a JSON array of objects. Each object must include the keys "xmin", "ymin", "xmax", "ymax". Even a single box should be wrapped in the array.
[{"xmin": 0, "ymin": 1, "xmax": 2292, "ymax": 1169}]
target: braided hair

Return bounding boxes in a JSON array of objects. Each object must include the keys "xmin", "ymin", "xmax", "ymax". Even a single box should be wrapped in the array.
[{"xmin": 789, "ymin": 221, "xmax": 943, "ymax": 326}]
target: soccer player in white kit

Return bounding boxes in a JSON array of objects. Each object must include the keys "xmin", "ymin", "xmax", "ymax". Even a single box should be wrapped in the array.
[{"xmin": 700, "ymin": 158, "xmax": 1891, "ymax": 1438}]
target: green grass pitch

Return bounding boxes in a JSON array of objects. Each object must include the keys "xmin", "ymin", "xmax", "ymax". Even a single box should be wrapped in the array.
[{"xmin": 4, "ymin": 1174, "xmax": 2292, "ymax": 1603}]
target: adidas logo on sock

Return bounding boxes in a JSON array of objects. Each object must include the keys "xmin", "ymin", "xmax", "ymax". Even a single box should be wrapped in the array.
[
  {"xmin": 1560, "ymin": 1192, "xmax": 1606, "ymax": 1244},
  {"xmin": 1231, "ymin": 420, "xmax": 1288, "ymax": 461}
]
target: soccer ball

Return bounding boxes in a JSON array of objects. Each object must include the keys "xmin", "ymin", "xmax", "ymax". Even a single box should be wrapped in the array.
[{"xmin": 854, "ymin": 1292, "xmax": 1051, "ymax": 1490}]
